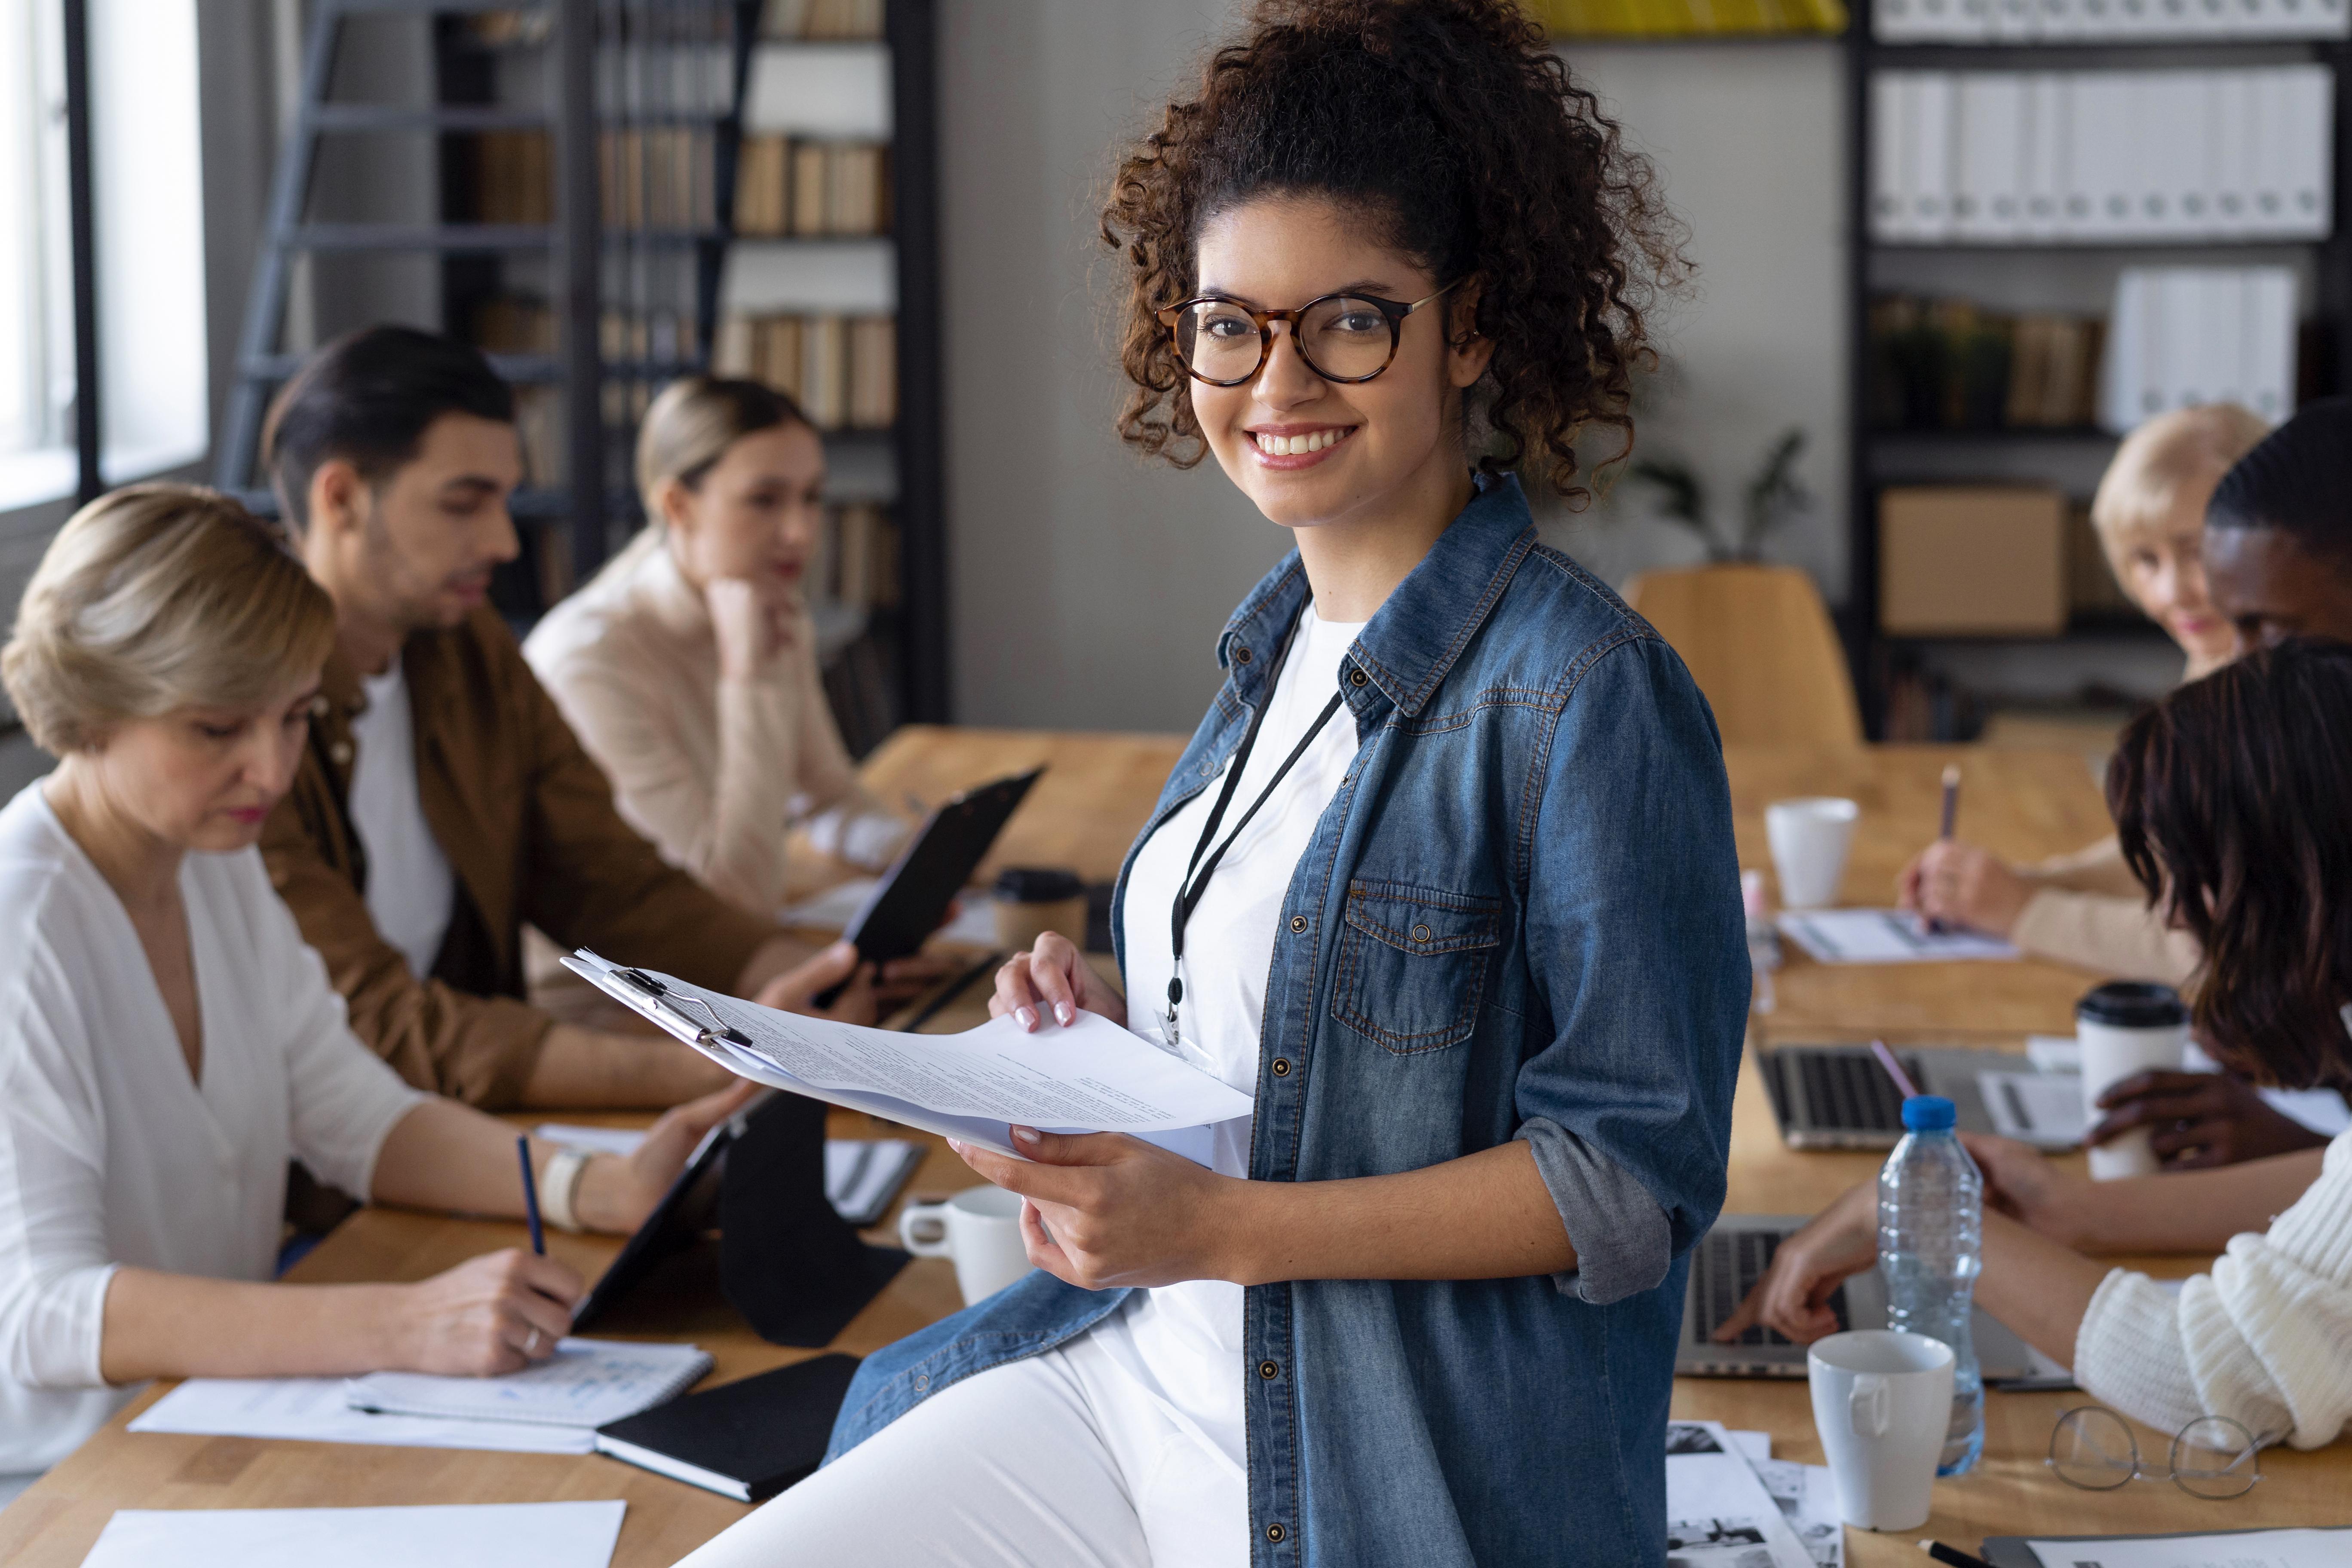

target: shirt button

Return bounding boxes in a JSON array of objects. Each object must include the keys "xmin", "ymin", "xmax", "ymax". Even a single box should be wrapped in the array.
[
  {"xmin": 1266, "ymin": 1523, "xmax": 1287, "ymax": 1543},
  {"xmin": 1270, "ymin": 1058, "xmax": 1290, "ymax": 1077},
  {"xmin": 1412, "ymin": 923, "xmax": 1433, "ymax": 943},
  {"xmin": 308, "ymin": 695, "xmax": 330, "ymax": 718},
  {"xmin": 328, "ymin": 741, "xmax": 354, "ymax": 765},
  {"xmin": 1234, "ymin": 647, "xmax": 1253, "ymax": 665},
  {"xmin": 1258, "ymin": 1359, "xmax": 1280, "ymax": 1380},
  {"xmin": 912, "ymin": 1372, "xmax": 929, "ymax": 1394},
  {"xmin": 1347, "ymin": 667, "xmax": 1368, "ymax": 688},
  {"xmin": 1288, "ymin": 916, "xmax": 1307, "ymax": 934}
]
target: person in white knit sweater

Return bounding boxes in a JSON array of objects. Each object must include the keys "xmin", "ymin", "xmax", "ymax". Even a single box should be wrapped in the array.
[
  {"xmin": 1722, "ymin": 635, "xmax": 2352, "ymax": 1449},
  {"xmin": 524, "ymin": 377, "xmax": 907, "ymax": 917}
]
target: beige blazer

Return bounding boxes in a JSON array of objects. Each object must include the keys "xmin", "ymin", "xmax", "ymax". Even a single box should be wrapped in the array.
[
  {"xmin": 2012, "ymin": 835, "xmax": 2202, "ymax": 989},
  {"xmin": 523, "ymin": 532, "xmax": 892, "ymax": 915}
]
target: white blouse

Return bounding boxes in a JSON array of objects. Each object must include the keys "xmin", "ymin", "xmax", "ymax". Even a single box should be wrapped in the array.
[{"xmin": 0, "ymin": 783, "xmax": 426, "ymax": 1472}]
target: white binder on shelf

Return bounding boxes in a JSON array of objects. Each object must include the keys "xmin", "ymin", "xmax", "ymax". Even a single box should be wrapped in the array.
[
  {"xmin": 2243, "ymin": 267, "xmax": 2298, "ymax": 422},
  {"xmin": 2154, "ymin": 270, "xmax": 2208, "ymax": 412},
  {"xmin": 2098, "ymin": 270, "xmax": 2150, "ymax": 433},
  {"xmin": 1993, "ymin": 0, "xmax": 2040, "ymax": 37},
  {"xmin": 2198, "ymin": 271, "xmax": 2246, "ymax": 408},
  {"xmin": 2037, "ymin": 0, "xmax": 2084, "ymax": 42},
  {"xmin": 1870, "ymin": 74, "xmax": 1911, "ymax": 242},
  {"xmin": 2207, "ymin": 70, "xmax": 2256, "ymax": 238},
  {"xmin": 2162, "ymin": 72, "xmax": 2215, "ymax": 238},
  {"xmin": 2124, "ymin": 74, "xmax": 2177, "ymax": 239},
  {"xmin": 2021, "ymin": 74, "xmax": 2073, "ymax": 240},
  {"xmin": 2280, "ymin": 65, "xmax": 2334, "ymax": 238},
  {"xmin": 1910, "ymin": 74, "xmax": 1959, "ymax": 242},
  {"xmin": 2068, "ymin": 73, "xmax": 2135, "ymax": 241},
  {"xmin": 1956, "ymin": 74, "xmax": 2028, "ymax": 240}
]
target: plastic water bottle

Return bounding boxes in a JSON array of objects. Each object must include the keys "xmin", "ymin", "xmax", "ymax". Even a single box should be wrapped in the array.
[{"xmin": 1878, "ymin": 1094, "xmax": 1984, "ymax": 1476}]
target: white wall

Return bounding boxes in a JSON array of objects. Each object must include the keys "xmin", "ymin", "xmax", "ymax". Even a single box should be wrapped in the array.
[{"xmin": 936, "ymin": 20, "xmax": 1855, "ymax": 733}]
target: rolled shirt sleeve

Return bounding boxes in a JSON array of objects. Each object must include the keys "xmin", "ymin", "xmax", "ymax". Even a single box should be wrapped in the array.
[{"xmin": 1515, "ymin": 635, "xmax": 1748, "ymax": 1302}]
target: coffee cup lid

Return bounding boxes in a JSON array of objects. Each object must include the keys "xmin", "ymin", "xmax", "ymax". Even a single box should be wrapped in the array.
[
  {"xmin": 2076, "ymin": 980, "xmax": 2187, "ymax": 1028},
  {"xmin": 995, "ymin": 866, "xmax": 1085, "ymax": 902}
]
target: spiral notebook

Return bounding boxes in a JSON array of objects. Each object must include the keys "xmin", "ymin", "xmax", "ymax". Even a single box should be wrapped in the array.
[{"xmin": 344, "ymin": 1338, "xmax": 712, "ymax": 1430}]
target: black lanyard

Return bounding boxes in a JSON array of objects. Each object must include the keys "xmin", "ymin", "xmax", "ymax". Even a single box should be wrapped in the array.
[{"xmin": 1164, "ymin": 611, "xmax": 1347, "ymax": 1047}]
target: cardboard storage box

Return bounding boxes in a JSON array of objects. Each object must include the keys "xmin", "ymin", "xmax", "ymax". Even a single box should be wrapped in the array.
[{"xmin": 1879, "ymin": 486, "xmax": 2069, "ymax": 636}]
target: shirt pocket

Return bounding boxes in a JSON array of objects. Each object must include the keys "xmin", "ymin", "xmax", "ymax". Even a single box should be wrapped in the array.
[{"xmin": 1330, "ymin": 880, "xmax": 1504, "ymax": 1055}]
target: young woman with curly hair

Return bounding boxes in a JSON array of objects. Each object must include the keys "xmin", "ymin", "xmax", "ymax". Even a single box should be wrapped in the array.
[
  {"xmin": 1722, "ymin": 638, "xmax": 2352, "ymax": 1458},
  {"xmin": 680, "ymin": 5, "xmax": 1744, "ymax": 1566}
]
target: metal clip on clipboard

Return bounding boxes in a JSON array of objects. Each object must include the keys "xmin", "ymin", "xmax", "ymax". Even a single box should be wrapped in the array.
[{"xmin": 611, "ymin": 967, "xmax": 753, "ymax": 1050}]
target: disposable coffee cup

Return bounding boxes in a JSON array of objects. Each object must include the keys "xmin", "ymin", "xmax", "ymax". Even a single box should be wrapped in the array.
[
  {"xmin": 994, "ymin": 866, "xmax": 1089, "ymax": 952},
  {"xmin": 1808, "ymin": 1329, "xmax": 1955, "ymax": 1531},
  {"xmin": 1766, "ymin": 798, "xmax": 1860, "ymax": 910},
  {"xmin": 2077, "ymin": 981, "xmax": 2189, "ymax": 1180}
]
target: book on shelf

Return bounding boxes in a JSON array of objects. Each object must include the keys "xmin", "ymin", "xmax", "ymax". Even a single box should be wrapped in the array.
[
  {"xmin": 714, "ymin": 311, "xmax": 898, "ymax": 430},
  {"xmin": 1527, "ymin": 0, "xmax": 1847, "ymax": 34},
  {"xmin": 474, "ymin": 294, "xmax": 556, "ymax": 356},
  {"xmin": 1869, "ymin": 66, "xmax": 2334, "ymax": 245},
  {"xmin": 735, "ymin": 137, "xmax": 891, "ymax": 238},
  {"xmin": 2097, "ymin": 266, "xmax": 2297, "ymax": 432},
  {"xmin": 600, "ymin": 127, "xmax": 718, "ymax": 232},
  {"xmin": 1867, "ymin": 293, "xmax": 2104, "ymax": 432},
  {"xmin": 760, "ymin": 0, "xmax": 885, "ymax": 40},
  {"xmin": 472, "ymin": 129, "xmax": 552, "ymax": 226},
  {"xmin": 1877, "ymin": 0, "xmax": 2346, "ymax": 41}
]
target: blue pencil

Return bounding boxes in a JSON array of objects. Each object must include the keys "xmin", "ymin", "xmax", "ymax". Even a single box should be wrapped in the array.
[{"xmin": 517, "ymin": 1134, "xmax": 545, "ymax": 1255}]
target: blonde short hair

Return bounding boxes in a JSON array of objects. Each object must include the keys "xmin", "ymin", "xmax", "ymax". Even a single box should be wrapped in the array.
[
  {"xmin": 1, "ymin": 484, "xmax": 336, "ymax": 754},
  {"xmin": 2090, "ymin": 405, "xmax": 2273, "ymax": 549},
  {"xmin": 635, "ymin": 375, "xmax": 807, "ymax": 520}
]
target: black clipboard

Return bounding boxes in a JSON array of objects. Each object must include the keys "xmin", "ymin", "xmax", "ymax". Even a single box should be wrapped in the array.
[{"xmin": 814, "ymin": 767, "xmax": 1043, "ymax": 1005}]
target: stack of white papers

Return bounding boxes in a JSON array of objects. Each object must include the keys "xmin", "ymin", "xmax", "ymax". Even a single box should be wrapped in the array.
[
  {"xmin": 1777, "ymin": 908, "xmax": 2018, "ymax": 964},
  {"xmin": 1665, "ymin": 1421, "xmax": 1834, "ymax": 1568},
  {"xmin": 130, "ymin": 1377, "xmax": 592, "ymax": 1454},
  {"xmin": 79, "ymin": 1501, "xmax": 627, "ymax": 1568},
  {"xmin": 564, "ymin": 951, "xmax": 1254, "ymax": 1164},
  {"xmin": 345, "ymin": 1338, "xmax": 710, "ymax": 1429}
]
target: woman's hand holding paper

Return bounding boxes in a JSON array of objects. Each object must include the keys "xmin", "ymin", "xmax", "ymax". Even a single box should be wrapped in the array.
[
  {"xmin": 946, "ymin": 1127, "xmax": 1239, "ymax": 1290},
  {"xmin": 990, "ymin": 932, "xmax": 1128, "ymax": 1032}
]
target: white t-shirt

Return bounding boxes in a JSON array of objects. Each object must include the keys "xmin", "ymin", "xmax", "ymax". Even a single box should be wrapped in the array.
[
  {"xmin": 0, "ymin": 784, "xmax": 427, "ymax": 1472},
  {"xmin": 1078, "ymin": 604, "xmax": 1363, "ymax": 1506},
  {"xmin": 348, "ymin": 664, "xmax": 457, "ymax": 979}
]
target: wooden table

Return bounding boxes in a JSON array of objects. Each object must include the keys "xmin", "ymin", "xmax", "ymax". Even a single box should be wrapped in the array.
[{"xmin": 6, "ymin": 734, "xmax": 2347, "ymax": 1566}]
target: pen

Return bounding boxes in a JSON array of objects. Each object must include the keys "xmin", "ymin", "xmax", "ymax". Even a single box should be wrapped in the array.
[
  {"xmin": 517, "ymin": 1133, "xmax": 545, "ymax": 1256},
  {"xmin": 1927, "ymin": 762, "xmax": 1960, "ymax": 933},
  {"xmin": 1872, "ymin": 1037, "xmax": 1923, "ymax": 1099},
  {"xmin": 1920, "ymin": 1541, "xmax": 1995, "ymax": 1568}
]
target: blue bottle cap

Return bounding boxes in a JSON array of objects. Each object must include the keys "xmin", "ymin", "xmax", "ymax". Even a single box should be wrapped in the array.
[{"xmin": 1901, "ymin": 1095, "xmax": 1957, "ymax": 1131}]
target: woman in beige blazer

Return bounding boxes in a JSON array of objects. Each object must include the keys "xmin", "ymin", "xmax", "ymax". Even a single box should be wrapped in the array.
[{"xmin": 525, "ymin": 379, "xmax": 905, "ymax": 916}]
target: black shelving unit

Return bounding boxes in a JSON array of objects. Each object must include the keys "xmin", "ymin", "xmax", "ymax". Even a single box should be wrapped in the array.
[{"xmin": 1840, "ymin": 6, "xmax": 2352, "ymax": 735}]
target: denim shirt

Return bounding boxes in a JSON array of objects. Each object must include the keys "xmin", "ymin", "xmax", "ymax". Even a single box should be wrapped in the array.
[{"xmin": 826, "ymin": 475, "xmax": 1748, "ymax": 1568}]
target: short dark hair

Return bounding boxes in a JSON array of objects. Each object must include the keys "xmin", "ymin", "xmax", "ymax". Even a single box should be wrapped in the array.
[
  {"xmin": 2109, "ymin": 638, "xmax": 2352, "ymax": 1089},
  {"xmin": 2205, "ymin": 394, "xmax": 2352, "ymax": 570},
  {"xmin": 263, "ymin": 325, "xmax": 515, "ymax": 531}
]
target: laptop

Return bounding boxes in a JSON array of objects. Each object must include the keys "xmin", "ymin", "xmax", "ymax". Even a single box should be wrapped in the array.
[
  {"xmin": 1678, "ymin": 1213, "xmax": 2047, "ymax": 1382},
  {"xmin": 1757, "ymin": 1043, "xmax": 2076, "ymax": 1151}
]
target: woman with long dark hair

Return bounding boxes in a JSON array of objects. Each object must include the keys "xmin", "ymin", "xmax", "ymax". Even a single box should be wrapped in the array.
[
  {"xmin": 1724, "ymin": 638, "xmax": 2352, "ymax": 1450},
  {"xmin": 682, "ymin": 3, "xmax": 1745, "ymax": 1565}
]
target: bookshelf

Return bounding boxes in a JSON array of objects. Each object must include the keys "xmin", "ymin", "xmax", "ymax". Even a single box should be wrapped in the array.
[{"xmin": 1838, "ymin": 6, "xmax": 2352, "ymax": 737}]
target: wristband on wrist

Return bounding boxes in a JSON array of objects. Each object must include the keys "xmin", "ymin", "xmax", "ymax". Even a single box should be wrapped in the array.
[{"xmin": 542, "ymin": 1147, "xmax": 592, "ymax": 1234}]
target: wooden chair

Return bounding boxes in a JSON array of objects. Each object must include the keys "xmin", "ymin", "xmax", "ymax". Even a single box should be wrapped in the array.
[{"xmin": 1621, "ymin": 563, "xmax": 1863, "ymax": 748}]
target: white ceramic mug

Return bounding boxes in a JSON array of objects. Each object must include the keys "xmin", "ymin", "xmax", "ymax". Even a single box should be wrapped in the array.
[
  {"xmin": 1766, "ymin": 797, "xmax": 1859, "ymax": 910},
  {"xmin": 897, "ymin": 1185, "xmax": 1032, "ymax": 1305},
  {"xmin": 2076, "ymin": 982, "xmax": 2190, "ymax": 1180},
  {"xmin": 1807, "ymin": 1329, "xmax": 1955, "ymax": 1531}
]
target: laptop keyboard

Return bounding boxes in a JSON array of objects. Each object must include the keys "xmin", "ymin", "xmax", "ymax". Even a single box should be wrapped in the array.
[
  {"xmin": 1792, "ymin": 1048, "xmax": 1918, "ymax": 1132},
  {"xmin": 1690, "ymin": 1228, "xmax": 1848, "ymax": 1348}
]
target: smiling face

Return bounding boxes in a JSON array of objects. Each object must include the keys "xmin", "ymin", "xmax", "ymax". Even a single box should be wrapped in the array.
[
  {"xmin": 1187, "ymin": 195, "xmax": 1493, "ymax": 537},
  {"xmin": 659, "ymin": 421, "xmax": 827, "ymax": 599},
  {"xmin": 2105, "ymin": 516, "xmax": 2233, "ymax": 674},
  {"xmin": 2204, "ymin": 526, "xmax": 2352, "ymax": 653},
  {"xmin": 86, "ymin": 674, "xmax": 323, "ymax": 854}
]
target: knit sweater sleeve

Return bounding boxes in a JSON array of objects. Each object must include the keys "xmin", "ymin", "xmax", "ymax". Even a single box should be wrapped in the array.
[{"xmin": 2073, "ymin": 1130, "xmax": 2352, "ymax": 1449}]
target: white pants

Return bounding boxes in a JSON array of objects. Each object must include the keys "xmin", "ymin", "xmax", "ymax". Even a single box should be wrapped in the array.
[{"xmin": 675, "ymin": 1337, "xmax": 1246, "ymax": 1568}]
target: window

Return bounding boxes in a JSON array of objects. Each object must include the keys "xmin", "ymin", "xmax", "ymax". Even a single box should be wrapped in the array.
[{"xmin": 0, "ymin": 2, "xmax": 74, "ymax": 487}]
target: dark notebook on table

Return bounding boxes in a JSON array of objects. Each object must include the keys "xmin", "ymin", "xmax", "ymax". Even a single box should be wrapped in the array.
[{"xmin": 594, "ymin": 1353, "xmax": 862, "ymax": 1502}]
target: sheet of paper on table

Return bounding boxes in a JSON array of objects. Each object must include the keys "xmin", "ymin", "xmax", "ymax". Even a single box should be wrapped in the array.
[
  {"xmin": 345, "ymin": 1338, "xmax": 710, "ymax": 1428},
  {"xmin": 1664, "ymin": 1420, "xmax": 1815, "ymax": 1568},
  {"xmin": 2021, "ymin": 1527, "xmax": 2352, "ymax": 1568},
  {"xmin": 1776, "ymin": 909, "xmax": 2019, "ymax": 964},
  {"xmin": 563, "ymin": 950, "xmax": 1254, "ymax": 1163},
  {"xmin": 77, "ymin": 1500, "xmax": 626, "ymax": 1568},
  {"xmin": 129, "ymin": 1374, "xmax": 592, "ymax": 1454},
  {"xmin": 1723, "ymin": 1430, "xmax": 1841, "ymax": 1568},
  {"xmin": 781, "ymin": 878, "xmax": 1001, "ymax": 946},
  {"xmin": 1996, "ymin": 1045, "xmax": 2350, "ymax": 1140}
]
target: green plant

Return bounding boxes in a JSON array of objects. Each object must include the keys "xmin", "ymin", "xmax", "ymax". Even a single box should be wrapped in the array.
[{"xmin": 1627, "ymin": 426, "xmax": 1812, "ymax": 564}]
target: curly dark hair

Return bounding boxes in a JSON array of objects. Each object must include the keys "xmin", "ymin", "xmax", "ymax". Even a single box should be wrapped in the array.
[
  {"xmin": 1100, "ymin": 0, "xmax": 1685, "ymax": 501},
  {"xmin": 2109, "ymin": 638, "xmax": 2352, "ymax": 1089}
]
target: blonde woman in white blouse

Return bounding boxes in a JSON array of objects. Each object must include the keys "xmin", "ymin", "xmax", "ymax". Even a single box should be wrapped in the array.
[
  {"xmin": 1723, "ymin": 638, "xmax": 2352, "ymax": 1450},
  {"xmin": 524, "ymin": 378, "xmax": 905, "ymax": 915},
  {"xmin": 0, "ymin": 486, "xmax": 774, "ymax": 1492}
]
